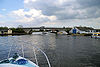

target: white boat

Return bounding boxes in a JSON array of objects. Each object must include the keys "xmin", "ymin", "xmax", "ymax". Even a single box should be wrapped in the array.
[
  {"xmin": 57, "ymin": 31, "xmax": 68, "ymax": 35},
  {"xmin": 0, "ymin": 53, "xmax": 39, "ymax": 67},
  {"xmin": 0, "ymin": 41, "xmax": 51, "ymax": 67},
  {"xmin": 42, "ymin": 32, "xmax": 48, "ymax": 34},
  {"xmin": 92, "ymin": 32, "xmax": 100, "ymax": 38},
  {"xmin": 32, "ymin": 32, "xmax": 42, "ymax": 34},
  {"xmin": 32, "ymin": 32, "xmax": 48, "ymax": 35}
]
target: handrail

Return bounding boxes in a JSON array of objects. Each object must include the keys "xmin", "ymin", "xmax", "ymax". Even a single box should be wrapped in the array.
[
  {"xmin": 7, "ymin": 38, "xmax": 14, "ymax": 58},
  {"xmin": 7, "ymin": 44, "xmax": 12, "ymax": 58},
  {"xmin": 33, "ymin": 47, "xmax": 38, "ymax": 66},
  {"xmin": 22, "ymin": 44, "xmax": 24, "ymax": 57},
  {"xmin": 34, "ymin": 46, "xmax": 51, "ymax": 67},
  {"xmin": 22, "ymin": 41, "xmax": 51, "ymax": 67},
  {"xmin": 8, "ymin": 38, "xmax": 51, "ymax": 67}
]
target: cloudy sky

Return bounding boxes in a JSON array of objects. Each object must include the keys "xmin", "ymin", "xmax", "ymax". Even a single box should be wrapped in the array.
[{"xmin": 0, "ymin": 0, "xmax": 100, "ymax": 28}]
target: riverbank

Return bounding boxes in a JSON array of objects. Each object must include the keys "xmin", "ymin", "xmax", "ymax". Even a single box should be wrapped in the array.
[
  {"xmin": 0, "ymin": 33, "xmax": 28, "ymax": 36},
  {"xmin": 0, "ymin": 32, "xmax": 93, "ymax": 36},
  {"xmin": 70, "ymin": 33, "xmax": 92, "ymax": 36}
]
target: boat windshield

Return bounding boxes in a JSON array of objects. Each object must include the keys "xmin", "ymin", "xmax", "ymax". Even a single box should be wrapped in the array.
[{"xmin": 16, "ymin": 59, "xmax": 28, "ymax": 65}]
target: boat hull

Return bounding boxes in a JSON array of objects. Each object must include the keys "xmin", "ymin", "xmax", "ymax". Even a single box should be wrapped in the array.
[{"xmin": 0, "ymin": 56, "xmax": 39, "ymax": 67}]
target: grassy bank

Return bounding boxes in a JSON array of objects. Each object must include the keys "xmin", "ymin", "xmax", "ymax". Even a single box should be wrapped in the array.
[{"xmin": 71, "ymin": 33, "xmax": 92, "ymax": 36}]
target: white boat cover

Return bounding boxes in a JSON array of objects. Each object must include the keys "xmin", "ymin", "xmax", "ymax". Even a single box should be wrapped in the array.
[{"xmin": 0, "ymin": 57, "xmax": 39, "ymax": 67}]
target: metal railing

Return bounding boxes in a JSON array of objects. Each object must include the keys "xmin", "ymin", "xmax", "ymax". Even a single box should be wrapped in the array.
[{"xmin": 7, "ymin": 38, "xmax": 51, "ymax": 67}]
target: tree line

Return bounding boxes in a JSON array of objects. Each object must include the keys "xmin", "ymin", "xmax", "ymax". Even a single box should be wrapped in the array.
[{"xmin": 0, "ymin": 27, "xmax": 25, "ymax": 33}]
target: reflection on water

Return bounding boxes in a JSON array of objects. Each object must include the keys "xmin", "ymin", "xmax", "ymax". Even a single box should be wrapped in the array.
[{"xmin": 0, "ymin": 34, "xmax": 100, "ymax": 67}]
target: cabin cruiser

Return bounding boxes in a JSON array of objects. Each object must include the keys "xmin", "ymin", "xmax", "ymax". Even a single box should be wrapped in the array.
[
  {"xmin": 92, "ymin": 33, "xmax": 100, "ymax": 38},
  {"xmin": 57, "ymin": 31, "xmax": 68, "ymax": 35},
  {"xmin": 42, "ymin": 32, "xmax": 48, "ymax": 34},
  {"xmin": 32, "ymin": 32, "xmax": 43, "ymax": 35}
]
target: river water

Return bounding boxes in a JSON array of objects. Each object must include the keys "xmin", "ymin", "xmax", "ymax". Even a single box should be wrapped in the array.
[{"xmin": 0, "ymin": 33, "xmax": 100, "ymax": 67}]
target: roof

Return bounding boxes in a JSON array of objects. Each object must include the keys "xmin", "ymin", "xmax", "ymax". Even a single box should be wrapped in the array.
[
  {"xmin": 0, "ymin": 29, "xmax": 8, "ymax": 31},
  {"xmin": 0, "ymin": 30, "xmax": 8, "ymax": 31},
  {"xmin": 0, "ymin": 29, "xmax": 12, "ymax": 31},
  {"xmin": 76, "ymin": 27, "xmax": 94, "ymax": 31},
  {"xmin": 94, "ymin": 29, "xmax": 100, "ymax": 30}
]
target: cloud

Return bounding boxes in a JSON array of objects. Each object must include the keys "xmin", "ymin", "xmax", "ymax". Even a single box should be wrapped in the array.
[
  {"xmin": 1, "ymin": 0, "xmax": 100, "ymax": 28},
  {"xmin": 23, "ymin": 0, "xmax": 100, "ymax": 28},
  {"xmin": 1, "ymin": 8, "xmax": 6, "ymax": 11},
  {"xmin": 0, "ymin": 14, "xmax": 5, "ymax": 19},
  {"xmin": 24, "ymin": 0, "xmax": 100, "ymax": 20},
  {"xmin": 0, "ymin": 14, "xmax": 3, "ymax": 18},
  {"xmin": 7, "ymin": 8, "xmax": 57, "ymax": 27},
  {"xmin": 77, "ymin": 0, "xmax": 100, "ymax": 8},
  {"xmin": 24, "ymin": 0, "xmax": 36, "ymax": 4}
]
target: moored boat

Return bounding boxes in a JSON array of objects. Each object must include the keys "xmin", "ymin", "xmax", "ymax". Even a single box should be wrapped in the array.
[
  {"xmin": 92, "ymin": 32, "xmax": 100, "ymax": 38},
  {"xmin": 57, "ymin": 31, "xmax": 68, "ymax": 35}
]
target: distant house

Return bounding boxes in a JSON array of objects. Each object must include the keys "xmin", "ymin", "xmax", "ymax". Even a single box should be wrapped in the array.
[
  {"xmin": 69, "ymin": 27, "xmax": 82, "ymax": 34},
  {"xmin": 69, "ymin": 27, "xmax": 95, "ymax": 34},
  {"xmin": 94, "ymin": 29, "xmax": 100, "ymax": 33},
  {"xmin": 8, "ymin": 29, "xmax": 12, "ymax": 34},
  {"xmin": 0, "ymin": 29, "xmax": 12, "ymax": 34}
]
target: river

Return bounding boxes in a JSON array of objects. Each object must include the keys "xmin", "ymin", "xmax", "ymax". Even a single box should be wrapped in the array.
[{"xmin": 0, "ymin": 33, "xmax": 100, "ymax": 67}]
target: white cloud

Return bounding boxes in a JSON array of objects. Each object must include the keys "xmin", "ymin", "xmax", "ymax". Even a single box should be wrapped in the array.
[
  {"xmin": 1, "ymin": 8, "xmax": 6, "ymax": 11},
  {"xmin": 48, "ymin": 16, "xmax": 57, "ymax": 21},
  {"xmin": 0, "ymin": 0, "xmax": 100, "ymax": 28},
  {"xmin": 0, "ymin": 14, "xmax": 3, "ymax": 18},
  {"xmin": 56, "ymin": 0, "xmax": 76, "ymax": 5},
  {"xmin": 24, "ymin": 0, "xmax": 36, "ymax": 3},
  {"xmin": 8, "ymin": 8, "xmax": 57, "ymax": 25}
]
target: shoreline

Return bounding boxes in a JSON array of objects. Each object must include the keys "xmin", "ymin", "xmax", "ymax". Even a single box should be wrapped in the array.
[{"xmin": 0, "ymin": 33, "xmax": 28, "ymax": 36}]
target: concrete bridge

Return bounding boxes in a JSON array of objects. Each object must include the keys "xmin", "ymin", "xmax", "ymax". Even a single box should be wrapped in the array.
[{"xmin": 22, "ymin": 27, "xmax": 66, "ymax": 34}]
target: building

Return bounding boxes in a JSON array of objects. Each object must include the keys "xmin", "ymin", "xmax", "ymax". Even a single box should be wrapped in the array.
[
  {"xmin": 69, "ymin": 27, "xmax": 81, "ymax": 34},
  {"xmin": 69, "ymin": 27, "xmax": 95, "ymax": 34},
  {"xmin": 0, "ymin": 29, "xmax": 12, "ymax": 34},
  {"xmin": 94, "ymin": 29, "xmax": 100, "ymax": 32},
  {"xmin": 8, "ymin": 29, "xmax": 12, "ymax": 34}
]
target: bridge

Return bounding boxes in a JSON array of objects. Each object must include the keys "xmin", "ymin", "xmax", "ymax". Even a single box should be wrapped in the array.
[{"xmin": 22, "ymin": 27, "xmax": 66, "ymax": 34}]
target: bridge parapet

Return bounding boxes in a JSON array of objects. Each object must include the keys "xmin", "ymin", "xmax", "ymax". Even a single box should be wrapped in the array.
[
  {"xmin": 23, "ymin": 29, "xmax": 32, "ymax": 34},
  {"xmin": 22, "ymin": 27, "xmax": 66, "ymax": 34}
]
